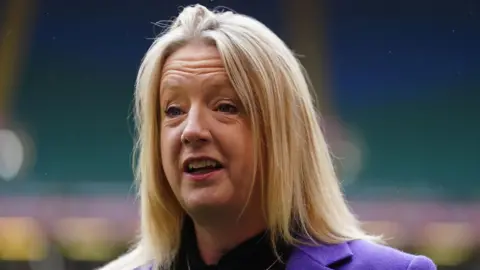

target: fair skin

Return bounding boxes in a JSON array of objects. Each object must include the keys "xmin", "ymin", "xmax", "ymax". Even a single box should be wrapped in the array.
[{"xmin": 159, "ymin": 41, "xmax": 266, "ymax": 265}]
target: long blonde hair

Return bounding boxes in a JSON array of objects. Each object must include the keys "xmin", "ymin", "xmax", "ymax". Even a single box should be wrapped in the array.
[{"xmin": 101, "ymin": 4, "xmax": 377, "ymax": 270}]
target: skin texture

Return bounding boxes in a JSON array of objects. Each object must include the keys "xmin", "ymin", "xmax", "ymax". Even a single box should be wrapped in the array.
[{"xmin": 159, "ymin": 42, "xmax": 265, "ymax": 264}]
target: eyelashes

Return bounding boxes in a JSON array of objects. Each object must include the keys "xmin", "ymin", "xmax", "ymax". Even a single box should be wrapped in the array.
[
  {"xmin": 215, "ymin": 103, "xmax": 238, "ymax": 114},
  {"xmin": 163, "ymin": 102, "xmax": 239, "ymax": 118},
  {"xmin": 164, "ymin": 106, "xmax": 184, "ymax": 117}
]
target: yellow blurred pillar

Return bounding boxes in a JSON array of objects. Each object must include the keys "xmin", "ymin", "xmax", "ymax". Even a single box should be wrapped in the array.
[
  {"xmin": 282, "ymin": 0, "xmax": 333, "ymax": 115},
  {"xmin": 0, "ymin": 0, "xmax": 36, "ymax": 124}
]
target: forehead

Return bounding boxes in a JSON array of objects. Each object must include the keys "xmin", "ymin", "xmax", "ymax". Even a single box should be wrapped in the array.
[
  {"xmin": 160, "ymin": 43, "xmax": 229, "ymax": 87},
  {"xmin": 163, "ymin": 42, "xmax": 222, "ymax": 68}
]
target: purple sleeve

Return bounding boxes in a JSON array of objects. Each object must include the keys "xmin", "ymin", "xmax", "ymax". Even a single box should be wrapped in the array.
[{"xmin": 407, "ymin": 256, "xmax": 436, "ymax": 270}]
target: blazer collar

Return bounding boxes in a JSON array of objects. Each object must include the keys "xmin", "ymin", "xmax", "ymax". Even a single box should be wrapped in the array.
[{"xmin": 287, "ymin": 241, "xmax": 353, "ymax": 270}]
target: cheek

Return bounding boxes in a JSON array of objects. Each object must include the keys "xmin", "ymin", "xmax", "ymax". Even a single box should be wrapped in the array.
[
  {"xmin": 242, "ymin": 137, "xmax": 255, "ymax": 173},
  {"xmin": 160, "ymin": 129, "xmax": 181, "ymax": 177},
  {"xmin": 230, "ymin": 126, "xmax": 255, "ymax": 173}
]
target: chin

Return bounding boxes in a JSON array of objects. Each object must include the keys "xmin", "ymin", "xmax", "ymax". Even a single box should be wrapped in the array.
[
  {"xmin": 185, "ymin": 195, "xmax": 230, "ymax": 209},
  {"xmin": 183, "ymin": 190, "xmax": 232, "ymax": 213}
]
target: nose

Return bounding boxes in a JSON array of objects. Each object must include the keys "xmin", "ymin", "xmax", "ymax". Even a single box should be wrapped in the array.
[{"xmin": 181, "ymin": 107, "xmax": 211, "ymax": 147}]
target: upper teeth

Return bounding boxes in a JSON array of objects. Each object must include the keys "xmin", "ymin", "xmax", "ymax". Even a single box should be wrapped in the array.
[{"xmin": 188, "ymin": 160, "xmax": 218, "ymax": 169}]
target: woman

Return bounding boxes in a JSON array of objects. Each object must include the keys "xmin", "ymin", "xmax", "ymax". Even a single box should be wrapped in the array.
[{"xmin": 101, "ymin": 4, "xmax": 436, "ymax": 270}]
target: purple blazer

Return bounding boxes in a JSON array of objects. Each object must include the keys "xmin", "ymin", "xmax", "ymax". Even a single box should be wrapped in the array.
[
  {"xmin": 286, "ymin": 239, "xmax": 436, "ymax": 270},
  {"xmin": 136, "ymin": 239, "xmax": 436, "ymax": 270}
]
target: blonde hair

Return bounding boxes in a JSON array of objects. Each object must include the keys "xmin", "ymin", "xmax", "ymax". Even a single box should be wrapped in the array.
[{"xmin": 101, "ymin": 4, "xmax": 377, "ymax": 270}]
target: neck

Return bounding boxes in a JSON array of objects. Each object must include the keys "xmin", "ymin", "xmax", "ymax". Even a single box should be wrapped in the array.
[{"xmin": 191, "ymin": 212, "xmax": 266, "ymax": 265}]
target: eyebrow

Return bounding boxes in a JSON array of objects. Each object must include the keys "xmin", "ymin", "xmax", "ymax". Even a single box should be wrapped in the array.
[
  {"xmin": 159, "ymin": 78, "xmax": 180, "ymax": 93},
  {"xmin": 159, "ymin": 75, "xmax": 235, "ymax": 103},
  {"xmin": 159, "ymin": 76, "xmax": 185, "ymax": 101},
  {"xmin": 204, "ymin": 75, "xmax": 233, "ymax": 89},
  {"xmin": 159, "ymin": 86, "xmax": 180, "ymax": 106}
]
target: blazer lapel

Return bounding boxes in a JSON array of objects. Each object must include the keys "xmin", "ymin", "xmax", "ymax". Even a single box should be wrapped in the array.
[{"xmin": 286, "ymin": 241, "xmax": 353, "ymax": 270}]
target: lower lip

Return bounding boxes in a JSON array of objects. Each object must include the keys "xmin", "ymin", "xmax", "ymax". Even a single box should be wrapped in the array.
[{"xmin": 184, "ymin": 169, "xmax": 222, "ymax": 181}]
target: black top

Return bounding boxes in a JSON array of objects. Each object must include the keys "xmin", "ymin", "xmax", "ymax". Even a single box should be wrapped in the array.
[{"xmin": 173, "ymin": 218, "xmax": 292, "ymax": 270}]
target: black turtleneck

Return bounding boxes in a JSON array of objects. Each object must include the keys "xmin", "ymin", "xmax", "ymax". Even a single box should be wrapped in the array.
[{"xmin": 173, "ymin": 218, "xmax": 292, "ymax": 270}]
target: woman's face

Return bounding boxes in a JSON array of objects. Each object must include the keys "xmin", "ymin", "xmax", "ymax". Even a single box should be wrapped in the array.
[{"xmin": 159, "ymin": 42, "xmax": 256, "ymax": 216}]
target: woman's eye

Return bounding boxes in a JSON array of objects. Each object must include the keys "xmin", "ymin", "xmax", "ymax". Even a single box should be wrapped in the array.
[
  {"xmin": 216, "ymin": 103, "xmax": 238, "ymax": 114},
  {"xmin": 164, "ymin": 106, "xmax": 184, "ymax": 117}
]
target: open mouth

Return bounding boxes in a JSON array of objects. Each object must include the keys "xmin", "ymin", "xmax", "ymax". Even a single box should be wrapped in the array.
[{"xmin": 184, "ymin": 158, "xmax": 224, "ymax": 175}]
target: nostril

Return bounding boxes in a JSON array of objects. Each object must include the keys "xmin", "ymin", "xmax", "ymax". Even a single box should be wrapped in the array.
[
  {"xmin": 181, "ymin": 134, "xmax": 209, "ymax": 145},
  {"xmin": 181, "ymin": 134, "xmax": 189, "ymax": 144}
]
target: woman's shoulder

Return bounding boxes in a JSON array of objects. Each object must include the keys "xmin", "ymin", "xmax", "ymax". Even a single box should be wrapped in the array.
[
  {"xmin": 342, "ymin": 239, "xmax": 436, "ymax": 270},
  {"xmin": 292, "ymin": 239, "xmax": 436, "ymax": 270}
]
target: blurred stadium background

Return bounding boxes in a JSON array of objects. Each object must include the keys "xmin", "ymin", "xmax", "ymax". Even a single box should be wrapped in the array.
[{"xmin": 0, "ymin": 0, "xmax": 479, "ymax": 269}]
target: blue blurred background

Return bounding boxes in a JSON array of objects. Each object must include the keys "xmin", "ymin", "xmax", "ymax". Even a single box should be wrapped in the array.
[{"xmin": 0, "ymin": 0, "xmax": 479, "ymax": 269}]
